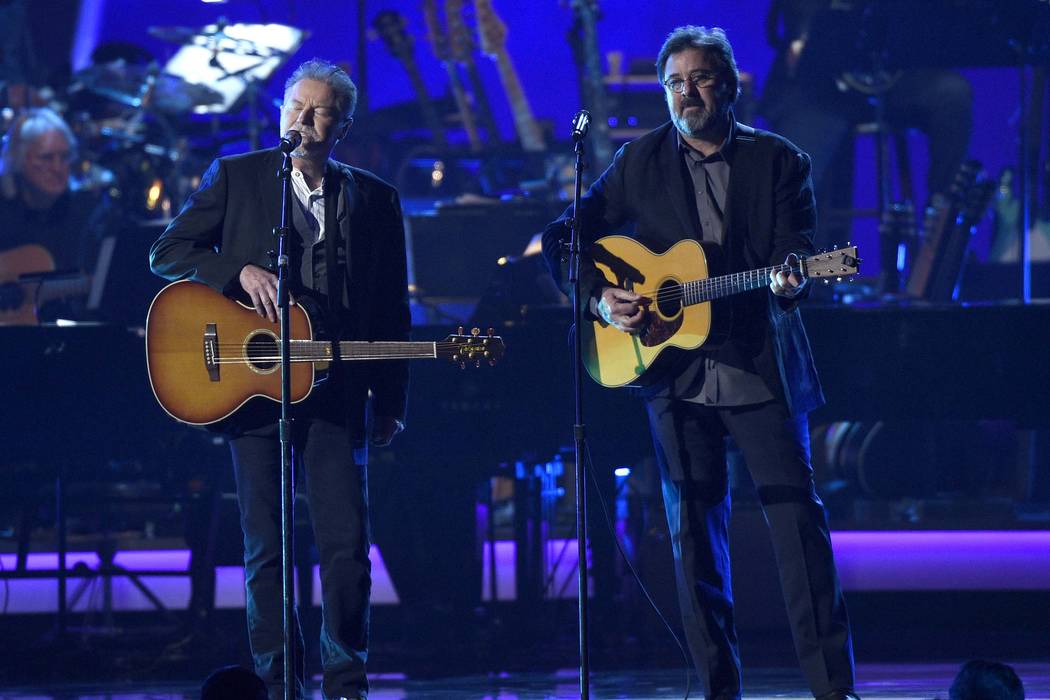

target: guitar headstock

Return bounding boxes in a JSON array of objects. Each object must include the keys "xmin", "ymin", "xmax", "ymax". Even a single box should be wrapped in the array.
[
  {"xmin": 445, "ymin": 0, "xmax": 476, "ymax": 62},
  {"xmin": 423, "ymin": 0, "xmax": 451, "ymax": 61},
  {"xmin": 438, "ymin": 326, "xmax": 505, "ymax": 368},
  {"xmin": 372, "ymin": 10, "xmax": 415, "ymax": 63},
  {"xmin": 802, "ymin": 245, "xmax": 861, "ymax": 282},
  {"xmin": 473, "ymin": 0, "xmax": 507, "ymax": 58}
]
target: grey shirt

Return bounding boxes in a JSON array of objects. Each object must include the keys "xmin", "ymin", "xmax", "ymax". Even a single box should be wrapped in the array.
[{"xmin": 678, "ymin": 126, "xmax": 773, "ymax": 406}]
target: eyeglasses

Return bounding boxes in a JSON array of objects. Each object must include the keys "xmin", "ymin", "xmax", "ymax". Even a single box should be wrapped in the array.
[{"xmin": 663, "ymin": 70, "xmax": 718, "ymax": 94}]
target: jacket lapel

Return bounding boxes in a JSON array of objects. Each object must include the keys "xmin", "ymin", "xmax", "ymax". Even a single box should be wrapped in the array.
[
  {"xmin": 657, "ymin": 125, "xmax": 699, "ymax": 243},
  {"xmin": 726, "ymin": 121, "xmax": 757, "ymax": 268}
]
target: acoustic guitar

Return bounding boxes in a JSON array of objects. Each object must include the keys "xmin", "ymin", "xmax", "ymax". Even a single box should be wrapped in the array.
[
  {"xmin": 582, "ymin": 236, "xmax": 860, "ymax": 388},
  {"xmin": 145, "ymin": 280, "xmax": 504, "ymax": 425},
  {"xmin": 0, "ymin": 244, "xmax": 92, "ymax": 326}
]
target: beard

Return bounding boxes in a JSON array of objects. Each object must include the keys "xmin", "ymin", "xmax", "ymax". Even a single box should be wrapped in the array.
[
  {"xmin": 288, "ymin": 126, "xmax": 320, "ymax": 159},
  {"xmin": 670, "ymin": 98, "xmax": 726, "ymax": 138}
]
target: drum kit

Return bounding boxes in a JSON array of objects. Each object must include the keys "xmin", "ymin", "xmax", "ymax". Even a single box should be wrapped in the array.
[{"xmin": 41, "ymin": 21, "xmax": 305, "ymax": 220}]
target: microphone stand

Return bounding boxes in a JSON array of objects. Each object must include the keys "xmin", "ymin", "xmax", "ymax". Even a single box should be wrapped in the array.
[
  {"xmin": 566, "ymin": 110, "xmax": 591, "ymax": 700},
  {"xmin": 275, "ymin": 149, "xmax": 297, "ymax": 700}
]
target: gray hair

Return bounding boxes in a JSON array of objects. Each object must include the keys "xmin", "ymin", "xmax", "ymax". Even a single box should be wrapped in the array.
[
  {"xmin": 0, "ymin": 108, "xmax": 77, "ymax": 200},
  {"xmin": 656, "ymin": 26, "xmax": 741, "ymax": 104},
  {"xmin": 284, "ymin": 59, "xmax": 358, "ymax": 120}
]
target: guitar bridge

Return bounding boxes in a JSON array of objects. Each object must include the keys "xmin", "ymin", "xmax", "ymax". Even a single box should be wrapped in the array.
[{"xmin": 204, "ymin": 323, "xmax": 220, "ymax": 382}]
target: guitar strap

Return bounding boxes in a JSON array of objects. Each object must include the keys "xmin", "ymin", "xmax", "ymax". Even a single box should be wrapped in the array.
[{"xmin": 323, "ymin": 165, "xmax": 344, "ymax": 344}]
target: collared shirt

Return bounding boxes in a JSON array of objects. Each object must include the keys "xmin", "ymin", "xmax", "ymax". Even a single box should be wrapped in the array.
[
  {"xmin": 677, "ymin": 125, "xmax": 774, "ymax": 407},
  {"xmin": 290, "ymin": 167, "xmax": 326, "ymax": 243},
  {"xmin": 288, "ymin": 165, "xmax": 349, "ymax": 312}
]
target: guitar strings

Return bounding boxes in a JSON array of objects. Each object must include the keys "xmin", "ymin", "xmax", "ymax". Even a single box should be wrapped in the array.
[
  {"xmin": 201, "ymin": 341, "xmax": 490, "ymax": 364},
  {"xmin": 630, "ymin": 263, "xmax": 799, "ymax": 303}
]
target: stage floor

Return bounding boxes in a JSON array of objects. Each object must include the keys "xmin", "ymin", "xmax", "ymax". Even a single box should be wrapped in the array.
[{"xmin": 2, "ymin": 664, "xmax": 1048, "ymax": 700}]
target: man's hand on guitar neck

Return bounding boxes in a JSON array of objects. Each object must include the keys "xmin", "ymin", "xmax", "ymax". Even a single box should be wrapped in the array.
[
  {"xmin": 596, "ymin": 286, "xmax": 650, "ymax": 334},
  {"xmin": 768, "ymin": 268, "xmax": 807, "ymax": 299},
  {"xmin": 239, "ymin": 264, "xmax": 295, "ymax": 322}
]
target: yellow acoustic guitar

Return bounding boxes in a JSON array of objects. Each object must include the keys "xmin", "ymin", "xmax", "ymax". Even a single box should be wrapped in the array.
[
  {"xmin": 146, "ymin": 280, "xmax": 504, "ymax": 425},
  {"xmin": 583, "ymin": 236, "xmax": 860, "ymax": 387}
]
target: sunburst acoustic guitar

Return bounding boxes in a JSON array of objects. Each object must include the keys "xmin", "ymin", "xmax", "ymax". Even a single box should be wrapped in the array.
[
  {"xmin": 0, "ymin": 244, "xmax": 92, "ymax": 325},
  {"xmin": 146, "ymin": 280, "xmax": 504, "ymax": 425},
  {"xmin": 582, "ymin": 236, "xmax": 860, "ymax": 388}
]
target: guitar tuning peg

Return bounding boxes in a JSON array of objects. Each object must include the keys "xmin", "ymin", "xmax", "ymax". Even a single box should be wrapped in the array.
[
  {"xmin": 487, "ymin": 327, "xmax": 494, "ymax": 337},
  {"xmin": 471, "ymin": 327, "xmax": 480, "ymax": 336},
  {"xmin": 475, "ymin": 359, "xmax": 481, "ymax": 368},
  {"xmin": 489, "ymin": 359, "xmax": 497, "ymax": 366},
  {"xmin": 823, "ymin": 279, "xmax": 830, "ymax": 285},
  {"xmin": 457, "ymin": 325, "xmax": 464, "ymax": 335}
]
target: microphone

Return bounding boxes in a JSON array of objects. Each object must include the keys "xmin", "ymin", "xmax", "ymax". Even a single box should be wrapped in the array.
[
  {"xmin": 571, "ymin": 110, "xmax": 591, "ymax": 141},
  {"xmin": 278, "ymin": 130, "xmax": 302, "ymax": 154}
]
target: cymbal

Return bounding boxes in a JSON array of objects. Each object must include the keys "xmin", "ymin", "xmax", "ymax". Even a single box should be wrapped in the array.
[{"xmin": 70, "ymin": 64, "xmax": 224, "ymax": 114}]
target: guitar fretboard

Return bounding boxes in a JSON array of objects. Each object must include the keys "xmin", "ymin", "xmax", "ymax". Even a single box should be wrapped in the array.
[
  {"xmin": 681, "ymin": 263, "xmax": 798, "ymax": 305},
  {"xmin": 287, "ymin": 340, "xmax": 438, "ymax": 362}
]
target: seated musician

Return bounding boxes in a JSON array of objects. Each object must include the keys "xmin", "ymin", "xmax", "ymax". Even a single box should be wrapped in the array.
[
  {"xmin": 760, "ymin": 0, "xmax": 974, "ymax": 252},
  {"xmin": 0, "ymin": 108, "xmax": 114, "ymax": 321}
]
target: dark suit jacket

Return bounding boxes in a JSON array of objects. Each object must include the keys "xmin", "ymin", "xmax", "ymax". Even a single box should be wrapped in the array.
[
  {"xmin": 541, "ymin": 121, "xmax": 824, "ymax": 415},
  {"xmin": 150, "ymin": 148, "xmax": 411, "ymax": 437}
]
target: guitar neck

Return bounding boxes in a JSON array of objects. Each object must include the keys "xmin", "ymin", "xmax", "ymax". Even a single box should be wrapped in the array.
[
  {"xmin": 683, "ymin": 264, "xmax": 791, "ymax": 306},
  {"xmin": 38, "ymin": 275, "xmax": 92, "ymax": 303},
  {"xmin": 571, "ymin": 4, "xmax": 613, "ymax": 171},
  {"xmin": 491, "ymin": 51, "xmax": 546, "ymax": 151},
  {"xmin": 443, "ymin": 63, "xmax": 483, "ymax": 150},
  {"xmin": 463, "ymin": 61, "xmax": 501, "ymax": 142},
  {"xmin": 402, "ymin": 60, "xmax": 449, "ymax": 149},
  {"xmin": 287, "ymin": 340, "xmax": 438, "ymax": 361}
]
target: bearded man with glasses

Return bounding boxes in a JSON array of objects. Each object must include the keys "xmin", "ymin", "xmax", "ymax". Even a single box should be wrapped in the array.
[{"xmin": 542, "ymin": 25, "xmax": 857, "ymax": 700}]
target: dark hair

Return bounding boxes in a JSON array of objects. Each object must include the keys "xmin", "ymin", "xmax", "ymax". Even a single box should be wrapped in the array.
[
  {"xmin": 655, "ymin": 26, "xmax": 741, "ymax": 104},
  {"xmin": 284, "ymin": 58, "xmax": 358, "ymax": 119},
  {"xmin": 949, "ymin": 660, "xmax": 1025, "ymax": 700},
  {"xmin": 201, "ymin": 665, "xmax": 268, "ymax": 700}
]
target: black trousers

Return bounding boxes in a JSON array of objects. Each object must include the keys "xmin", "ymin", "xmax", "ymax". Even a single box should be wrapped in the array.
[
  {"xmin": 646, "ymin": 398, "xmax": 854, "ymax": 700},
  {"xmin": 229, "ymin": 399, "xmax": 371, "ymax": 700}
]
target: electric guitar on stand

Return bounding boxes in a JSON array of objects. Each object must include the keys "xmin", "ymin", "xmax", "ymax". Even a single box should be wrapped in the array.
[
  {"xmin": 568, "ymin": 0, "xmax": 613, "ymax": 172},
  {"xmin": 582, "ymin": 236, "xmax": 860, "ymax": 387},
  {"xmin": 473, "ymin": 0, "xmax": 546, "ymax": 152},
  {"xmin": 445, "ymin": 0, "xmax": 501, "ymax": 145},
  {"xmin": 373, "ymin": 10, "xmax": 449, "ymax": 149},
  {"xmin": 145, "ymin": 281, "xmax": 504, "ymax": 425},
  {"xmin": 423, "ymin": 0, "xmax": 483, "ymax": 151}
]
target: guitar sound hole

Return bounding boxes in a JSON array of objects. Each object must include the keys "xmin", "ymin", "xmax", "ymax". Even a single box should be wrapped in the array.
[
  {"xmin": 0, "ymin": 282, "xmax": 26, "ymax": 310},
  {"xmin": 245, "ymin": 333, "xmax": 278, "ymax": 371},
  {"xmin": 654, "ymin": 280, "xmax": 682, "ymax": 318}
]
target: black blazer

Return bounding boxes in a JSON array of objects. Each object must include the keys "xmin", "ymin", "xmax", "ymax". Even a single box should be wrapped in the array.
[
  {"xmin": 541, "ymin": 121, "xmax": 824, "ymax": 415},
  {"xmin": 150, "ymin": 148, "xmax": 411, "ymax": 435}
]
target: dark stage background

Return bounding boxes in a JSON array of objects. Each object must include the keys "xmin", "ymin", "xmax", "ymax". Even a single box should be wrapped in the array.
[{"xmin": 1, "ymin": 0, "xmax": 1049, "ymax": 692}]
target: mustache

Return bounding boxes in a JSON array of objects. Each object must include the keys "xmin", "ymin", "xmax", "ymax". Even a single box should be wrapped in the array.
[{"xmin": 679, "ymin": 100, "xmax": 706, "ymax": 110}]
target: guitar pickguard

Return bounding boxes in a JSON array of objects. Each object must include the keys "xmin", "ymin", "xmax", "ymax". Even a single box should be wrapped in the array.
[{"xmin": 639, "ymin": 312, "xmax": 681, "ymax": 348}]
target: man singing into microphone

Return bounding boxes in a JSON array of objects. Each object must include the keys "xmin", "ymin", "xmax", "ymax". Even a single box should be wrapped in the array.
[{"xmin": 150, "ymin": 59, "xmax": 410, "ymax": 700}]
